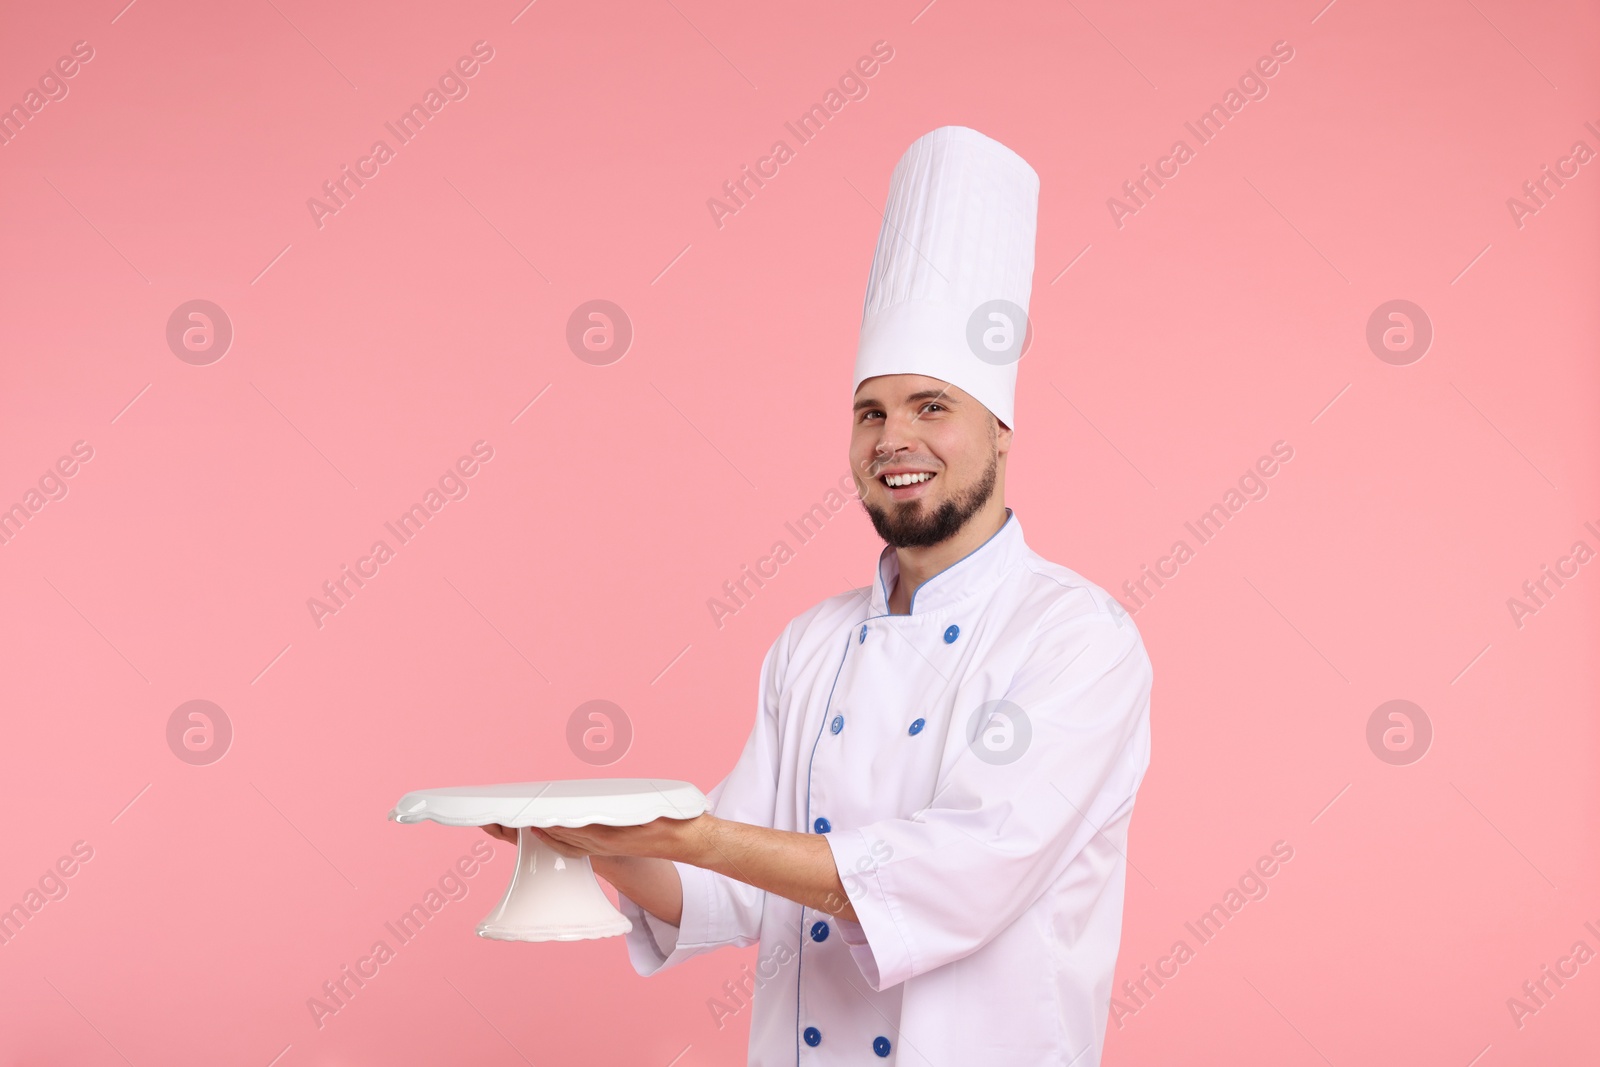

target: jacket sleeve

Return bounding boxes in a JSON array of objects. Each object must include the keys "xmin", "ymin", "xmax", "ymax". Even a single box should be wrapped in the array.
[
  {"xmin": 617, "ymin": 618, "xmax": 792, "ymax": 977},
  {"xmin": 824, "ymin": 597, "xmax": 1153, "ymax": 991}
]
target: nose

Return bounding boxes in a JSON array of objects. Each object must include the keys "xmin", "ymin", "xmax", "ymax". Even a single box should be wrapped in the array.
[
  {"xmin": 864, "ymin": 440, "xmax": 905, "ymax": 482},
  {"xmin": 871, "ymin": 412, "xmax": 922, "ymax": 467}
]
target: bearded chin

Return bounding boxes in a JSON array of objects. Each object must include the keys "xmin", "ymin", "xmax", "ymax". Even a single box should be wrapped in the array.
[{"xmin": 862, "ymin": 452, "xmax": 998, "ymax": 549}]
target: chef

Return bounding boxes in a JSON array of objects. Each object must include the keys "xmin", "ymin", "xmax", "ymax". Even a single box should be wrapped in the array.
[{"xmin": 484, "ymin": 125, "xmax": 1153, "ymax": 1065}]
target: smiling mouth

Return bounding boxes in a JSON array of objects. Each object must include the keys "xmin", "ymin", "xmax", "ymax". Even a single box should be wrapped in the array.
[{"xmin": 878, "ymin": 471, "xmax": 937, "ymax": 499}]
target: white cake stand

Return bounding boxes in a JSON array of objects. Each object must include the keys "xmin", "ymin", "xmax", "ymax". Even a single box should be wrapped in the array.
[{"xmin": 388, "ymin": 778, "xmax": 708, "ymax": 942}]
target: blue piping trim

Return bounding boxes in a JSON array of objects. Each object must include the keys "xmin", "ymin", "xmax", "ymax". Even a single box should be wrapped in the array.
[
  {"xmin": 795, "ymin": 625, "xmax": 854, "ymax": 1065},
  {"xmin": 786, "ymin": 509, "xmax": 1014, "ymax": 1060}
]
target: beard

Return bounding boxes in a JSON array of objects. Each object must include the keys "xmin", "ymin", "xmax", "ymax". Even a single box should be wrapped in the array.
[{"xmin": 861, "ymin": 448, "xmax": 998, "ymax": 549}]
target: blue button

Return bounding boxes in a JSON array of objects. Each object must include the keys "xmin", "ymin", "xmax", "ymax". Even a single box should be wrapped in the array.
[
  {"xmin": 859, "ymin": 624, "xmax": 868, "ymax": 643},
  {"xmin": 810, "ymin": 920, "xmax": 829, "ymax": 942},
  {"xmin": 908, "ymin": 718, "xmax": 925, "ymax": 735},
  {"xmin": 873, "ymin": 1035, "xmax": 891, "ymax": 1056},
  {"xmin": 813, "ymin": 817, "xmax": 831, "ymax": 834},
  {"xmin": 804, "ymin": 1026, "xmax": 821, "ymax": 1047},
  {"xmin": 944, "ymin": 624, "xmax": 960, "ymax": 643},
  {"xmin": 830, "ymin": 714, "xmax": 844, "ymax": 734}
]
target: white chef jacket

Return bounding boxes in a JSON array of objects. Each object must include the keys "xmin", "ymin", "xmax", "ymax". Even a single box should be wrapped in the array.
[{"xmin": 618, "ymin": 509, "xmax": 1153, "ymax": 1066}]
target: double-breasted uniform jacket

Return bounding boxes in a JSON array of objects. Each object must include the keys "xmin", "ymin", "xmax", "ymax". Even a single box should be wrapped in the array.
[{"xmin": 619, "ymin": 510, "xmax": 1153, "ymax": 1066}]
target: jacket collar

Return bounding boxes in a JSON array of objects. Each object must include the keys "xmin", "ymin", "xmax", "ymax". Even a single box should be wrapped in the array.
[{"xmin": 868, "ymin": 508, "xmax": 1025, "ymax": 617}]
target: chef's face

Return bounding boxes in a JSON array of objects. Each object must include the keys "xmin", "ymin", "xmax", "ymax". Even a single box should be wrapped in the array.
[{"xmin": 850, "ymin": 374, "xmax": 1012, "ymax": 548}]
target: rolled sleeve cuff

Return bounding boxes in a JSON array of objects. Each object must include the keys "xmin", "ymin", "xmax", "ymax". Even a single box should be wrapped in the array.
[
  {"xmin": 824, "ymin": 828, "xmax": 915, "ymax": 991},
  {"xmin": 615, "ymin": 860, "xmax": 751, "ymax": 977},
  {"xmin": 617, "ymin": 887, "xmax": 676, "ymax": 976}
]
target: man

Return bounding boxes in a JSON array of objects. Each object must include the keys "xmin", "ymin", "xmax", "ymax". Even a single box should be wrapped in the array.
[{"xmin": 485, "ymin": 125, "xmax": 1153, "ymax": 1065}]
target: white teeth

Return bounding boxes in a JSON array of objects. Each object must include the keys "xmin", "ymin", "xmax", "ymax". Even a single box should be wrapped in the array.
[{"xmin": 883, "ymin": 472, "xmax": 934, "ymax": 487}]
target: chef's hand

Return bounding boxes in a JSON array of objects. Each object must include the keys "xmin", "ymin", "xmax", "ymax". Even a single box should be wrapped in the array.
[
  {"xmin": 480, "ymin": 817, "xmax": 703, "ymax": 862},
  {"xmin": 479, "ymin": 823, "xmax": 594, "ymax": 859}
]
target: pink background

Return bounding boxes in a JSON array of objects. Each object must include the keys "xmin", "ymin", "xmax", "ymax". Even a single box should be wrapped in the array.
[{"xmin": 2, "ymin": 0, "xmax": 1597, "ymax": 1064}]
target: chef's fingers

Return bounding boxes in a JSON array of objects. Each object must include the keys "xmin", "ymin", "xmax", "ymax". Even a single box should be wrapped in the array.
[
  {"xmin": 533, "ymin": 826, "xmax": 595, "ymax": 858},
  {"xmin": 535, "ymin": 825, "xmax": 580, "ymax": 847},
  {"xmin": 479, "ymin": 823, "xmax": 585, "ymax": 854}
]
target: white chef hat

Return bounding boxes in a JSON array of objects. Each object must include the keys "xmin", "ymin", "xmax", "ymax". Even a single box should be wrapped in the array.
[{"xmin": 852, "ymin": 125, "xmax": 1040, "ymax": 429}]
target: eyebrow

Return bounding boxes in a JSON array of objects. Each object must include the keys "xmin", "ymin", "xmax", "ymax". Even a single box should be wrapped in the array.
[{"xmin": 852, "ymin": 389, "xmax": 959, "ymax": 413}]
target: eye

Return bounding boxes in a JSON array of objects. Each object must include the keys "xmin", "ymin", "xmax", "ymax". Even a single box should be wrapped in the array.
[
  {"xmin": 858, "ymin": 410, "xmax": 883, "ymax": 422},
  {"xmin": 921, "ymin": 402, "xmax": 946, "ymax": 414}
]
